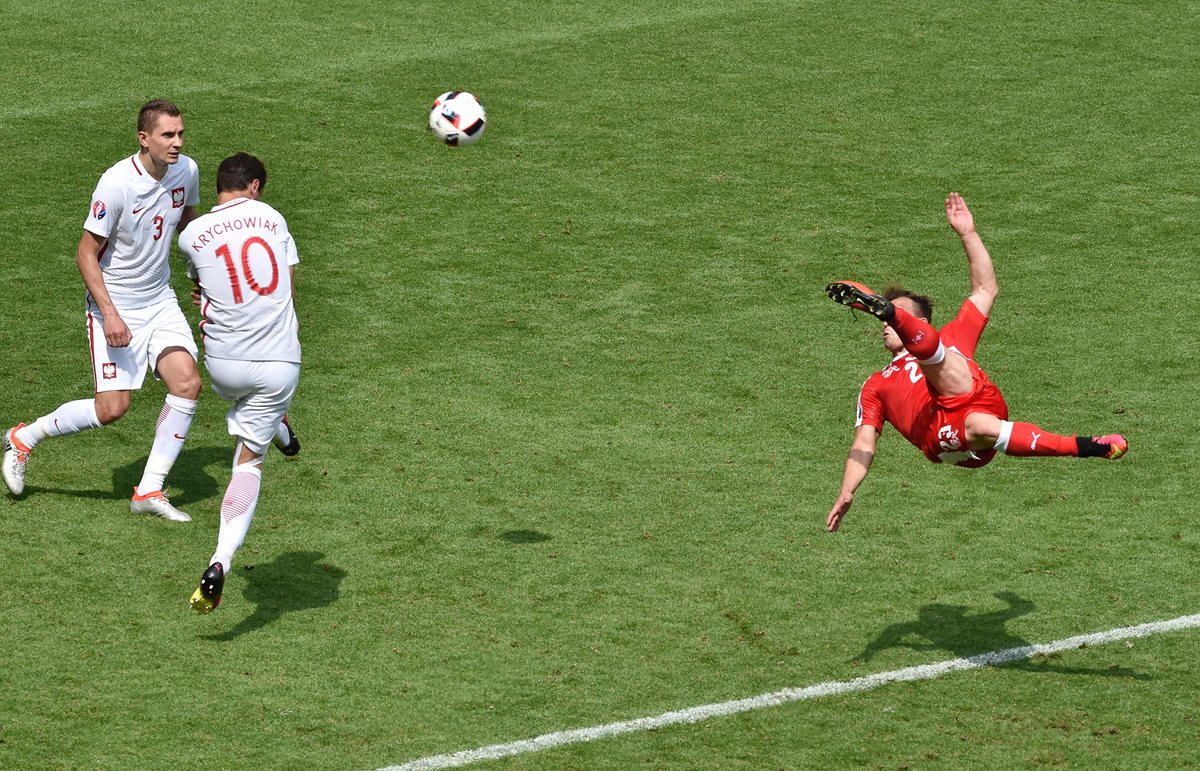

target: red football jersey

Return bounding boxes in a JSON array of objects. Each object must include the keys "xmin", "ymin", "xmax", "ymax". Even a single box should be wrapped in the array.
[{"xmin": 855, "ymin": 300, "xmax": 1007, "ymax": 466}]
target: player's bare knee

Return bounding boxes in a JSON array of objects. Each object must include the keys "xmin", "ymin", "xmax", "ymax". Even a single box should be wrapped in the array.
[
  {"xmin": 96, "ymin": 408, "xmax": 125, "ymax": 425},
  {"xmin": 170, "ymin": 373, "xmax": 202, "ymax": 400},
  {"xmin": 964, "ymin": 413, "xmax": 1002, "ymax": 446},
  {"xmin": 94, "ymin": 394, "xmax": 130, "ymax": 425},
  {"xmin": 158, "ymin": 350, "xmax": 202, "ymax": 398}
]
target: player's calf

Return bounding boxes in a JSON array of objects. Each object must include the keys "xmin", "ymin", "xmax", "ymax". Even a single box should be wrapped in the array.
[{"xmin": 996, "ymin": 422, "xmax": 1128, "ymax": 459}]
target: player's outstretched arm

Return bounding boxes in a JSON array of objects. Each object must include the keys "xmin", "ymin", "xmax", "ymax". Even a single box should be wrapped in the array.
[
  {"xmin": 828, "ymin": 425, "xmax": 878, "ymax": 532},
  {"xmin": 946, "ymin": 192, "xmax": 998, "ymax": 317}
]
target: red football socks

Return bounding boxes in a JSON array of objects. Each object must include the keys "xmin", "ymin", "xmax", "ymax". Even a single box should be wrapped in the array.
[
  {"xmin": 888, "ymin": 306, "xmax": 943, "ymax": 361},
  {"xmin": 1001, "ymin": 422, "xmax": 1078, "ymax": 457}
]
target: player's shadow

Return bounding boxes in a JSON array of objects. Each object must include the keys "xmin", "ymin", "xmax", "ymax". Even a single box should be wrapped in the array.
[
  {"xmin": 202, "ymin": 550, "xmax": 347, "ymax": 642},
  {"xmin": 114, "ymin": 445, "xmax": 228, "ymax": 506},
  {"xmin": 855, "ymin": 592, "xmax": 1148, "ymax": 679},
  {"xmin": 22, "ymin": 444, "xmax": 227, "ymax": 505}
]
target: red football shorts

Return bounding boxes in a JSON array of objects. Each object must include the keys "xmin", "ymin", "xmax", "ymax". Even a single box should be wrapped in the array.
[{"xmin": 921, "ymin": 373, "xmax": 1009, "ymax": 468}]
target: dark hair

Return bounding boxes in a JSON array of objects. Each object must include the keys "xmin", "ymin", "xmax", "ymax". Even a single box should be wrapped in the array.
[
  {"xmin": 883, "ymin": 285, "xmax": 934, "ymax": 321},
  {"xmin": 216, "ymin": 152, "xmax": 267, "ymax": 194},
  {"xmin": 138, "ymin": 99, "xmax": 181, "ymax": 132}
]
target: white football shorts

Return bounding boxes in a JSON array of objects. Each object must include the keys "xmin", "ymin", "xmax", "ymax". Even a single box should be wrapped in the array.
[
  {"xmin": 205, "ymin": 357, "xmax": 300, "ymax": 455},
  {"xmin": 86, "ymin": 296, "xmax": 199, "ymax": 393}
]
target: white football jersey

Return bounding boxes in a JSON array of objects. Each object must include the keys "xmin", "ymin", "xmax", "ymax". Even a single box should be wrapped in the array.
[
  {"xmin": 84, "ymin": 153, "xmax": 200, "ymax": 310},
  {"xmin": 178, "ymin": 198, "xmax": 301, "ymax": 363}
]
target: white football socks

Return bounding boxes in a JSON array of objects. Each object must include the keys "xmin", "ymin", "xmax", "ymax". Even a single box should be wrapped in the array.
[
  {"xmin": 136, "ymin": 394, "xmax": 197, "ymax": 494},
  {"xmin": 211, "ymin": 462, "xmax": 263, "ymax": 574},
  {"xmin": 17, "ymin": 399, "xmax": 104, "ymax": 449},
  {"xmin": 272, "ymin": 420, "xmax": 293, "ymax": 449}
]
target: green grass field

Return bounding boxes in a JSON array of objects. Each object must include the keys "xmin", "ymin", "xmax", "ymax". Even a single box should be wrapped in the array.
[{"xmin": 2, "ymin": 1, "xmax": 1199, "ymax": 768}]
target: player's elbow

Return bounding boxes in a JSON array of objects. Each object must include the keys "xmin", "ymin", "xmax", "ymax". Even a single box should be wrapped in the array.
[
  {"xmin": 970, "ymin": 285, "xmax": 998, "ymax": 315},
  {"xmin": 974, "ymin": 280, "xmax": 998, "ymax": 300}
]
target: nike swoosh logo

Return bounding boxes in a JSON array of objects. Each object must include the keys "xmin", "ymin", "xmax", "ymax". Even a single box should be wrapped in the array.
[
  {"xmin": 132, "ymin": 206, "xmax": 147, "ymax": 214},
  {"xmin": 174, "ymin": 433, "xmax": 187, "ymax": 440}
]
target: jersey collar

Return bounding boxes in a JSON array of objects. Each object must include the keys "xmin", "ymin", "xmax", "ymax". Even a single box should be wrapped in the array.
[{"xmin": 210, "ymin": 197, "xmax": 252, "ymax": 213}]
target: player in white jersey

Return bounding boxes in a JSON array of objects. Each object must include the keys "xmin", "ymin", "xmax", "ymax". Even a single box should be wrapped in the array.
[
  {"xmin": 177, "ymin": 153, "xmax": 302, "ymax": 613},
  {"xmin": 2, "ymin": 100, "xmax": 203, "ymax": 522}
]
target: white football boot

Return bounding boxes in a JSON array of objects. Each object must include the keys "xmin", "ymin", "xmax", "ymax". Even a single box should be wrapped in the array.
[
  {"xmin": 2, "ymin": 424, "xmax": 31, "ymax": 496},
  {"xmin": 130, "ymin": 487, "xmax": 191, "ymax": 522}
]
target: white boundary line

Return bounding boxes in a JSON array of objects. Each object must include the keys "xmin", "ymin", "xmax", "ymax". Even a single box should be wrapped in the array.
[{"xmin": 382, "ymin": 612, "xmax": 1200, "ymax": 770}]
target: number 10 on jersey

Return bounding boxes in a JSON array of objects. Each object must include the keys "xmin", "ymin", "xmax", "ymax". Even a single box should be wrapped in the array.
[{"xmin": 215, "ymin": 237, "xmax": 279, "ymax": 303}]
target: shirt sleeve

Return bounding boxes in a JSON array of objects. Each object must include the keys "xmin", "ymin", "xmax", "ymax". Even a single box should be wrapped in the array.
[
  {"xmin": 939, "ymin": 300, "xmax": 989, "ymax": 360},
  {"xmin": 177, "ymin": 226, "xmax": 198, "ymax": 278},
  {"xmin": 83, "ymin": 174, "xmax": 122, "ymax": 239},
  {"xmin": 285, "ymin": 234, "xmax": 299, "ymax": 266},
  {"xmin": 855, "ymin": 377, "xmax": 885, "ymax": 431},
  {"xmin": 280, "ymin": 216, "xmax": 299, "ymax": 266}
]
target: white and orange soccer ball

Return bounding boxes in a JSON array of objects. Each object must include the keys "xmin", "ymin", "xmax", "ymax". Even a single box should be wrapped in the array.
[{"xmin": 428, "ymin": 91, "xmax": 486, "ymax": 147}]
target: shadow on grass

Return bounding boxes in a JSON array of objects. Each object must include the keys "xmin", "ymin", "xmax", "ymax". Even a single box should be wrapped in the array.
[
  {"xmin": 21, "ymin": 444, "xmax": 227, "ymax": 506},
  {"xmin": 855, "ymin": 592, "xmax": 1148, "ymax": 679},
  {"xmin": 115, "ymin": 444, "xmax": 228, "ymax": 507},
  {"xmin": 203, "ymin": 550, "xmax": 347, "ymax": 642},
  {"xmin": 499, "ymin": 529, "xmax": 551, "ymax": 544}
]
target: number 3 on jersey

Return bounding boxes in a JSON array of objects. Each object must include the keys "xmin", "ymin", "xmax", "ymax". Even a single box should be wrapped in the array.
[{"xmin": 215, "ymin": 237, "xmax": 279, "ymax": 303}]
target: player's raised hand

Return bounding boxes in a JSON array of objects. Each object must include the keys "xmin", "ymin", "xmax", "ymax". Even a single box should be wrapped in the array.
[
  {"xmin": 827, "ymin": 492, "xmax": 854, "ymax": 532},
  {"xmin": 945, "ymin": 192, "xmax": 975, "ymax": 236}
]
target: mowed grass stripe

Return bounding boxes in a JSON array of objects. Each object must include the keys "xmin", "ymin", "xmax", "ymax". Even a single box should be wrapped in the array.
[
  {"xmin": 385, "ymin": 612, "xmax": 1200, "ymax": 770},
  {"xmin": 0, "ymin": 0, "xmax": 787, "ymax": 122}
]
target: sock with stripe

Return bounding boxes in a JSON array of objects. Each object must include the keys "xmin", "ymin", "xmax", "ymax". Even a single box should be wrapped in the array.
[
  {"xmin": 994, "ymin": 420, "xmax": 1079, "ymax": 457},
  {"xmin": 210, "ymin": 462, "xmax": 263, "ymax": 574},
  {"xmin": 137, "ymin": 394, "xmax": 197, "ymax": 494}
]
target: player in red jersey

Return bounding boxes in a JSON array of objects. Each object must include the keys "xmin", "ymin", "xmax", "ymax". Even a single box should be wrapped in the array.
[{"xmin": 823, "ymin": 192, "xmax": 1127, "ymax": 533}]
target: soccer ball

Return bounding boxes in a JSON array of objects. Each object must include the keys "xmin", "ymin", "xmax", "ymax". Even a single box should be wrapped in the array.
[{"xmin": 429, "ymin": 91, "xmax": 487, "ymax": 147}]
